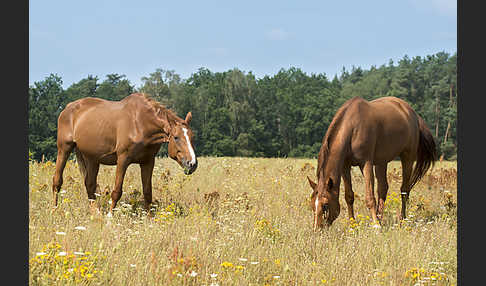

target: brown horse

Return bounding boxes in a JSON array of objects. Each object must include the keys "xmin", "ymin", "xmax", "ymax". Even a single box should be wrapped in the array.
[
  {"xmin": 307, "ymin": 96, "xmax": 436, "ymax": 231},
  {"xmin": 52, "ymin": 93, "xmax": 198, "ymax": 215}
]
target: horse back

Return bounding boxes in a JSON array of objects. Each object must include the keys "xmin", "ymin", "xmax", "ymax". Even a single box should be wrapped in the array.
[
  {"xmin": 370, "ymin": 97, "xmax": 420, "ymax": 137},
  {"xmin": 57, "ymin": 97, "xmax": 107, "ymax": 143},
  {"xmin": 58, "ymin": 97, "xmax": 136, "ymax": 160},
  {"xmin": 346, "ymin": 97, "xmax": 420, "ymax": 164},
  {"xmin": 60, "ymin": 97, "xmax": 126, "ymax": 134}
]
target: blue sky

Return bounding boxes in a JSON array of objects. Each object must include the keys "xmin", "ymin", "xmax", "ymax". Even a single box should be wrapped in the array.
[{"xmin": 29, "ymin": 0, "xmax": 456, "ymax": 89}]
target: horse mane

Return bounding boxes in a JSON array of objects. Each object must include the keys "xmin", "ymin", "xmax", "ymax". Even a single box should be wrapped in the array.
[
  {"xmin": 132, "ymin": 93, "xmax": 185, "ymax": 126},
  {"xmin": 316, "ymin": 97, "xmax": 361, "ymax": 178}
]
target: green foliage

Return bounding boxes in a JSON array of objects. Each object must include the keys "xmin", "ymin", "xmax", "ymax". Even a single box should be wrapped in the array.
[
  {"xmin": 96, "ymin": 74, "xmax": 135, "ymax": 101},
  {"xmin": 28, "ymin": 74, "xmax": 65, "ymax": 161},
  {"xmin": 64, "ymin": 75, "xmax": 99, "ymax": 104},
  {"xmin": 28, "ymin": 52, "xmax": 457, "ymax": 161},
  {"xmin": 138, "ymin": 68, "xmax": 180, "ymax": 108},
  {"xmin": 29, "ymin": 150, "xmax": 35, "ymax": 162}
]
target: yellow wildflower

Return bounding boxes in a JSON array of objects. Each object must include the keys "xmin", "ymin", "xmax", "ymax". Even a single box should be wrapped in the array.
[{"xmin": 221, "ymin": 261, "xmax": 234, "ymax": 268}]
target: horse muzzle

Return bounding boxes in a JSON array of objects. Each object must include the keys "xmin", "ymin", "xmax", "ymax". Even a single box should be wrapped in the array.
[
  {"xmin": 182, "ymin": 159, "xmax": 198, "ymax": 175},
  {"xmin": 313, "ymin": 204, "xmax": 329, "ymax": 231}
]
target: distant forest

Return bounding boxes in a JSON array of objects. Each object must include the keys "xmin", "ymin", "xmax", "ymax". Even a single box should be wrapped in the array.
[{"xmin": 29, "ymin": 51, "xmax": 457, "ymax": 161}]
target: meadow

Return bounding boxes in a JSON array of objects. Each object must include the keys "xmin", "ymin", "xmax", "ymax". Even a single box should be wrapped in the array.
[{"xmin": 29, "ymin": 157, "xmax": 457, "ymax": 285}]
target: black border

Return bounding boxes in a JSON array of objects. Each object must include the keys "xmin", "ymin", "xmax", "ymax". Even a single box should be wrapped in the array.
[
  {"xmin": 456, "ymin": 1, "xmax": 462, "ymax": 283},
  {"xmin": 458, "ymin": 0, "xmax": 482, "ymax": 284},
  {"xmin": 3, "ymin": 0, "xmax": 29, "ymax": 284}
]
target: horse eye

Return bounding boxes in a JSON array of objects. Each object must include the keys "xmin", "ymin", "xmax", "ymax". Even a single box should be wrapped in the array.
[{"xmin": 322, "ymin": 204, "xmax": 329, "ymax": 212}]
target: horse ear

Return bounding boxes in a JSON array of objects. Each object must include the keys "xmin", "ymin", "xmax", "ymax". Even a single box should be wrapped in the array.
[
  {"xmin": 185, "ymin": 112, "xmax": 192, "ymax": 125},
  {"xmin": 307, "ymin": 176, "xmax": 317, "ymax": 190}
]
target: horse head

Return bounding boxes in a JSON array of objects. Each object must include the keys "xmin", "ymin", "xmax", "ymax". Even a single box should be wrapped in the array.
[
  {"xmin": 167, "ymin": 112, "xmax": 198, "ymax": 175},
  {"xmin": 307, "ymin": 175, "xmax": 340, "ymax": 231}
]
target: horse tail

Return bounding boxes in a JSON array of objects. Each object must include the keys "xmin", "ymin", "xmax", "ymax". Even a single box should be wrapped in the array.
[
  {"xmin": 74, "ymin": 147, "xmax": 87, "ymax": 179},
  {"xmin": 410, "ymin": 115, "xmax": 438, "ymax": 189}
]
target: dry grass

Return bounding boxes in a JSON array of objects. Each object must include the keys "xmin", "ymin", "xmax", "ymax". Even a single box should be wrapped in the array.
[{"xmin": 29, "ymin": 157, "xmax": 457, "ymax": 285}]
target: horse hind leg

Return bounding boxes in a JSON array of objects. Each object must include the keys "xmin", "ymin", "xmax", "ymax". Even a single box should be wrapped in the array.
[
  {"xmin": 74, "ymin": 147, "xmax": 87, "ymax": 179},
  {"xmin": 375, "ymin": 164, "xmax": 389, "ymax": 222},
  {"xmin": 399, "ymin": 157, "xmax": 414, "ymax": 220},
  {"xmin": 83, "ymin": 158, "xmax": 101, "ymax": 215},
  {"xmin": 52, "ymin": 141, "xmax": 74, "ymax": 211}
]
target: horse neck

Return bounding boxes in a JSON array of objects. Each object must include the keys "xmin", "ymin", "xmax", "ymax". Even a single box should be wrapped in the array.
[{"xmin": 319, "ymin": 129, "xmax": 350, "ymax": 181}]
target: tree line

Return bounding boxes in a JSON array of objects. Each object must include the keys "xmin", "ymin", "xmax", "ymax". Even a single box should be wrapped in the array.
[{"xmin": 28, "ymin": 51, "xmax": 457, "ymax": 161}]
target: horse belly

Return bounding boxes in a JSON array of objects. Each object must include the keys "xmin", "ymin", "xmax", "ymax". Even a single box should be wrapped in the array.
[
  {"xmin": 98, "ymin": 153, "xmax": 118, "ymax": 165},
  {"xmin": 72, "ymin": 111, "xmax": 118, "ymax": 161},
  {"xmin": 373, "ymin": 121, "xmax": 411, "ymax": 163},
  {"xmin": 129, "ymin": 144, "xmax": 161, "ymax": 164},
  {"xmin": 349, "ymin": 119, "xmax": 410, "ymax": 165}
]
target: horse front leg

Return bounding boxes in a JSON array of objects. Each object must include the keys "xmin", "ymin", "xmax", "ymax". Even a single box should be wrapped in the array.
[
  {"xmin": 140, "ymin": 157, "xmax": 155, "ymax": 216},
  {"xmin": 342, "ymin": 166, "xmax": 355, "ymax": 220},
  {"xmin": 108, "ymin": 155, "xmax": 130, "ymax": 217}
]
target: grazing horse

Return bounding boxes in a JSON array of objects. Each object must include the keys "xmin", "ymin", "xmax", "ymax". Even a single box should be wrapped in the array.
[
  {"xmin": 51, "ymin": 93, "xmax": 198, "ymax": 215},
  {"xmin": 307, "ymin": 96, "xmax": 436, "ymax": 231}
]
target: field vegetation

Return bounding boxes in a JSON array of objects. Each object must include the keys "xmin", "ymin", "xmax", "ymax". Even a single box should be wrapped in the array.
[{"xmin": 29, "ymin": 157, "xmax": 456, "ymax": 285}]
